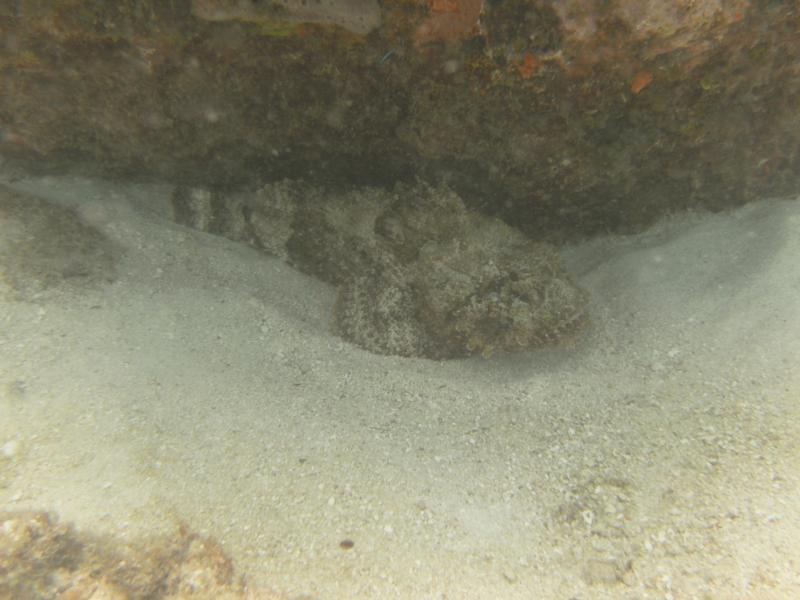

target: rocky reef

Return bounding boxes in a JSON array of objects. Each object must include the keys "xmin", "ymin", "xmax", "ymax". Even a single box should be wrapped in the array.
[
  {"xmin": 172, "ymin": 181, "xmax": 589, "ymax": 359},
  {"xmin": 2, "ymin": 1, "xmax": 799, "ymax": 243},
  {"xmin": 0, "ymin": 510, "xmax": 285, "ymax": 599}
]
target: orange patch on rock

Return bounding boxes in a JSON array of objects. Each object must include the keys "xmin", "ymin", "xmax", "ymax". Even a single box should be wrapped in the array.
[
  {"xmin": 630, "ymin": 70, "xmax": 653, "ymax": 94},
  {"xmin": 414, "ymin": 0, "xmax": 483, "ymax": 46},
  {"xmin": 428, "ymin": 0, "xmax": 459, "ymax": 13},
  {"xmin": 518, "ymin": 52, "xmax": 540, "ymax": 79}
]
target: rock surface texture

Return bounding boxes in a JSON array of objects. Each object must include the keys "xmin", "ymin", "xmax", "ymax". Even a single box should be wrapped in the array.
[
  {"xmin": 0, "ymin": 510, "xmax": 286, "ymax": 599},
  {"xmin": 1, "ymin": 2, "xmax": 798, "ymax": 242},
  {"xmin": 191, "ymin": 0, "xmax": 382, "ymax": 36},
  {"xmin": 172, "ymin": 182, "xmax": 589, "ymax": 358}
]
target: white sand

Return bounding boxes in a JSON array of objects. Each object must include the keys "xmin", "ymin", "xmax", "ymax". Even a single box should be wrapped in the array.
[{"xmin": 1, "ymin": 175, "xmax": 799, "ymax": 599}]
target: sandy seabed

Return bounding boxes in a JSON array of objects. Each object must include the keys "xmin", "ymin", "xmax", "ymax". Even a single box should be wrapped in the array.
[{"xmin": 1, "ymin": 175, "xmax": 798, "ymax": 599}]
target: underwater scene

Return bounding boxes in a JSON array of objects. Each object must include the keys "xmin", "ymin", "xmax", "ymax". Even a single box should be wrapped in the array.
[{"xmin": 1, "ymin": 2, "xmax": 799, "ymax": 599}]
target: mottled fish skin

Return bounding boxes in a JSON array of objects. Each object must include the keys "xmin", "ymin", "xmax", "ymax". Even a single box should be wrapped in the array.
[{"xmin": 172, "ymin": 181, "xmax": 590, "ymax": 359}]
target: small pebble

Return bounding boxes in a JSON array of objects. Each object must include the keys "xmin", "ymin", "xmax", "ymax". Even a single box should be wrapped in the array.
[
  {"xmin": 1, "ymin": 440, "xmax": 20, "ymax": 458},
  {"xmin": 582, "ymin": 559, "xmax": 621, "ymax": 585}
]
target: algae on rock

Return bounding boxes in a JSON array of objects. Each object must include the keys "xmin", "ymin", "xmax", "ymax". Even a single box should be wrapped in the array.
[{"xmin": 191, "ymin": 0, "xmax": 382, "ymax": 36}]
